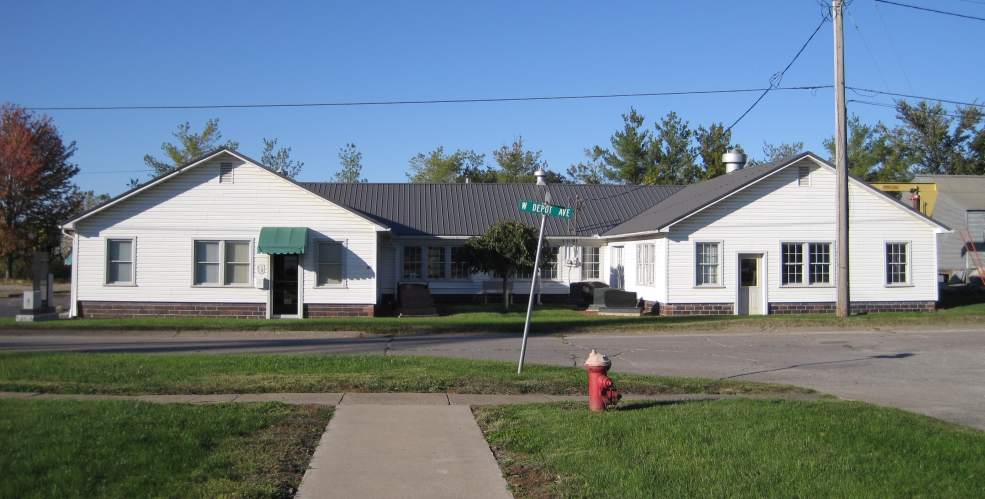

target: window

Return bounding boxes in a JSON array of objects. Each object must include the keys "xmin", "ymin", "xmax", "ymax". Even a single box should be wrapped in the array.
[
  {"xmin": 219, "ymin": 162, "xmax": 234, "ymax": 183},
  {"xmin": 402, "ymin": 246, "xmax": 422, "ymax": 279},
  {"xmin": 194, "ymin": 240, "xmax": 251, "ymax": 286},
  {"xmin": 808, "ymin": 243, "xmax": 831, "ymax": 284},
  {"xmin": 194, "ymin": 241, "xmax": 221, "ymax": 285},
  {"xmin": 106, "ymin": 239, "xmax": 134, "ymax": 284},
  {"xmin": 781, "ymin": 243, "xmax": 804, "ymax": 285},
  {"xmin": 781, "ymin": 242, "xmax": 831, "ymax": 286},
  {"xmin": 636, "ymin": 243, "xmax": 655, "ymax": 286},
  {"xmin": 317, "ymin": 241, "xmax": 343, "ymax": 286},
  {"xmin": 798, "ymin": 165, "xmax": 810, "ymax": 186},
  {"xmin": 450, "ymin": 247, "xmax": 470, "ymax": 279},
  {"xmin": 695, "ymin": 242, "xmax": 720, "ymax": 286},
  {"xmin": 541, "ymin": 246, "xmax": 560, "ymax": 279},
  {"xmin": 224, "ymin": 241, "xmax": 251, "ymax": 285},
  {"xmin": 886, "ymin": 242, "xmax": 909, "ymax": 285},
  {"xmin": 427, "ymin": 247, "xmax": 447, "ymax": 279},
  {"xmin": 582, "ymin": 246, "xmax": 600, "ymax": 279}
]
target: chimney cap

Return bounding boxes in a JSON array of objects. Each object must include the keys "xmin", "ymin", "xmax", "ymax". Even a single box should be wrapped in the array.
[
  {"xmin": 723, "ymin": 150, "xmax": 747, "ymax": 174},
  {"xmin": 534, "ymin": 168, "xmax": 547, "ymax": 185}
]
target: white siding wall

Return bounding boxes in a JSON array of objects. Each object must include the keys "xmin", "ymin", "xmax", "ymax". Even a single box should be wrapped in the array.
[
  {"xmin": 616, "ymin": 236, "xmax": 668, "ymax": 303},
  {"xmin": 74, "ymin": 155, "xmax": 380, "ymax": 307},
  {"xmin": 664, "ymin": 158, "xmax": 939, "ymax": 305}
]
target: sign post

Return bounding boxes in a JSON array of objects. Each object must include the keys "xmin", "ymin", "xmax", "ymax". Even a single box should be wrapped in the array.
[{"xmin": 516, "ymin": 195, "xmax": 573, "ymax": 374}]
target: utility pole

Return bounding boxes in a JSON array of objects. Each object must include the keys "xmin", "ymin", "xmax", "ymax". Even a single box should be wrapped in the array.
[{"xmin": 833, "ymin": 0, "xmax": 850, "ymax": 317}]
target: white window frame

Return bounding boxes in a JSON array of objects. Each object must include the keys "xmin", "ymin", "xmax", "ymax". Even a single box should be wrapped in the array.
[
  {"xmin": 540, "ymin": 245, "xmax": 560, "ymax": 280},
  {"xmin": 402, "ymin": 245, "xmax": 423, "ymax": 280},
  {"xmin": 779, "ymin": 241, "xmax": 834, "ymax": 287},
  {"xmin": 426, "ymin": 246, "xmax": 448, "ymax": 280},
  {"xmin": 449, "ymin": 246, "xmax": 471, "ymax": 280},
  {"xmin": 636, "ymin": 243, "xmax": 655, "ymax": 287},
  {"xmin": 581, "ymin": 246, "xmax": 601, "ymax": 280},
  {"xmin": 191, "ymin": 239, "xmax": 253, "ymax": 288},
  {"xmin": 315, "ymin": 239, "xmax": 347, "ymax": 288},
  {"xmin": 104, "ymin": 237, "xmax": 136, "ymax": 286},
  {"xmin": 885, "ymin": 240, "xmax": 912, "ymax": 287},
  {"xmin": 694, "ymin": 241, "xmax": 723, "ymax": 287}
]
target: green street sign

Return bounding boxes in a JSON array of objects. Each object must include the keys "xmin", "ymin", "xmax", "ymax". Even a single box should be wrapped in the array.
[{"xmin": 518, "ymin": 200, "xmax": 574, "ymax": 219}]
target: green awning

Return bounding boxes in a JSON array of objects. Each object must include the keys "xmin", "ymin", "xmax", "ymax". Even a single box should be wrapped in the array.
[{"xmin": 258, "ymin": 227, "xmax": 309, "ymax": 254}]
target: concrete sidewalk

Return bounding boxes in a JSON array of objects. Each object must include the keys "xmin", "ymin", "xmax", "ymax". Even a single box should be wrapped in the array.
[{"xmin": 296, "ymin": 404, "xmax": 512, "ymax": 499}]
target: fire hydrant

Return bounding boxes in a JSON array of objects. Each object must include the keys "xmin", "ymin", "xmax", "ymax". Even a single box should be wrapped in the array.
[{"xmin": 585, "ymin": 349, "xmax": 621, "ymax": 412}]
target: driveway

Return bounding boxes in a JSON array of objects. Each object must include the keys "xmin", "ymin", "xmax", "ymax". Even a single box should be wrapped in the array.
[{"xmin": 1, "ymin": 328, "xmax": 983, "ymax": 430}]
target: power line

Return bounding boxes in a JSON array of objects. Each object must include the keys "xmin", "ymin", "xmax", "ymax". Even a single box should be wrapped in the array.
[
  {"xmin": 873, "ymin": 0, "xmax": 985, "ymax": 21},
  {"xmin": 847, "ymin": 86, "xmax": 985, "ymax": 108},
  {"xmin": 24, "ymin": 86, "xmax": 832, "ymax": 112},
  {"xmin": 847, "ymin": 98, "xmax": 970, "ymax": 117},
  {"xmin": 724, "ymin": 16, "xmax": 829, "ymax": 133},
  {"xmin": 846, "ymin": 7, "xmax": 893, "ymax": 96},
  {"xmin": 872, "ymin": 0, "xmax": 915, "ymax": 93}
]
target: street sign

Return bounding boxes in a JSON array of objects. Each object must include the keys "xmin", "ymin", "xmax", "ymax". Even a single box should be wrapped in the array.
[{"xmin": 518, "ymin": 200, "xmax": 573, "ymax": 219}]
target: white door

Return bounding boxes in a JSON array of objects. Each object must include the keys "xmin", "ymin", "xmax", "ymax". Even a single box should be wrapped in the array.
[
  {"xmin": 737, "ymin": 254, "xmax": 763, "ymax": 315},
  {"xmin": 610, "ymin": 246, "xmax": 625, "ymax": 289}
]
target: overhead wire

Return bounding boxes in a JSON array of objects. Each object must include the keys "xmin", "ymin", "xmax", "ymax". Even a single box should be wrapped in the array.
[{"xmin": 873, "ymin": 0, "xmax": 985, "ymax": 21}]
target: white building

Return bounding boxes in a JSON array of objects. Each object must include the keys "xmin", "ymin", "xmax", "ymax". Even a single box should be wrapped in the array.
[{"xmin": 62, "ymin": 148, "xmax": 947, "ymax": 318}]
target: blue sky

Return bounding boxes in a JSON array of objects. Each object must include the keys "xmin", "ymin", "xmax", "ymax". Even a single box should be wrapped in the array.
[{"xmin": 2, "ymin": 0, "xmax": 983, "ymax": 195}]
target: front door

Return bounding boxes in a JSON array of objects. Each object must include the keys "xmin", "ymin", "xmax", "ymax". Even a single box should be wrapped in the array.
[
  {"xmin": 610, "ymin": 246, "xmax": 625, "ymax": 289},
  {"xmin": 272, "ymin": 254, "xmax": 299, "ymax": 316},
  {"xmin": 738, "ymin": 255, "xmax": 763, "ymax": 315}
]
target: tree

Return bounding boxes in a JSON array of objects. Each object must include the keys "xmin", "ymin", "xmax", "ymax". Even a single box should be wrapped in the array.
[
  {"xmin": 0, "ymin": 104, "xmax": 82, "ymax": 278},
  {"xmin": 80, "ymin": 191, "xmax": 111, "ymax": 210},
  {"xmin": 261, "ymin": 137, "xmax": 304, "ymax": 179},
  {"xmin": 144, "ymin": 119, "xmax": 238, "ymax": 176},
  {"xmin": 406, "ymin": 147, "xmax": 487, "ymax": 183},
  {"xmin": 333, "ymin": 143, "xmax": 366, "ymax": 183},
  {"xmin": 645, "ymin": 112, "xmax": 699, "ymax": 184},
  {"xmin": 695, "ymin": 123, "xmax": 735, "ymax": 180},
  {"xmin": 758, "ymin": 141, "xmax": 805, "ymax": 164},
  {"xmin": 492, "ymin": 136, "xmax": 547, "ymax": 183},
  {"xmin": 462, "ymin": 220, "xmax": 553, "ymax": 311},
  {"xmin": 566, "ymin": 150, "xmax": 606, "ymax": 184},
  {"xmin": 823, "ymin": 115, "xmax": 911, "ymax": 182},
  {"xmin": 593, "ymin": 108, "xmax": 654, "ymax": 184},
  {"xmin": 889, "ymin": 101, "xmax": 983, "ymax": 176}
]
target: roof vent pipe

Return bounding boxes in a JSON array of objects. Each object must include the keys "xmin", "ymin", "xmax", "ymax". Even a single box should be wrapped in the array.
[
  {"xmin": 723, "ymin": 150, "xmax": 747, "ymax": 174},
  {"xmin": 534, "ymin": 168, "xmax": 547, "ymax": 185}
]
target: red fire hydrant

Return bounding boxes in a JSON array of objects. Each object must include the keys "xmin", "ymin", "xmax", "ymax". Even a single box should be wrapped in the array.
[{"xmin": 585, "ymin": 349, "xmax": 621, "ymax": 412}]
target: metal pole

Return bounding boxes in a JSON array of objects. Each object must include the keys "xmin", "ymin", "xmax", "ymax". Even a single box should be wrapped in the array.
[
  {"xmin": 834, "ymin": 0, "xmax": 851, "ymax": 318},
  {"xmin": 517, "ymin": 213, "xmax": 546, "ymax": 374}
]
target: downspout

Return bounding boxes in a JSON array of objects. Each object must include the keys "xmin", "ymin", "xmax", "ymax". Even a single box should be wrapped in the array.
[{"xmin": 62, "ymin": 227, "xmax": 79, "ymax": 318}]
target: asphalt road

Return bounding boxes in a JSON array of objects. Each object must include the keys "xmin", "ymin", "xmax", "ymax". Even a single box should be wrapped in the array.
[{"xmin": 2, "ymin": 328, "xmax": 983, "ymax": 430}]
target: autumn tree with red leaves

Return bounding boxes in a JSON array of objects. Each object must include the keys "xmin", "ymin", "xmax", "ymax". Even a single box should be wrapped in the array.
[{"xmin": 0, "ymin": 104, "xmax": 82, "ymax": 279}]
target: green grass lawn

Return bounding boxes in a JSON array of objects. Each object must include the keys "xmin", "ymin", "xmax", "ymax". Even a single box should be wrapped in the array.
[
  {"xmin": 0, "ymin": 399, "xmax": 331, "ymax": 499},
  {"xmin": 3, "ymin": 302, "xmax": 985, "ymax": 334},
  {"xmin": 0, "ymin": 353, "xmax": 810, "ymax": 396},
  {"xmin": 476, "ymin": 399, "xmax": 985, "ymax": 498}
]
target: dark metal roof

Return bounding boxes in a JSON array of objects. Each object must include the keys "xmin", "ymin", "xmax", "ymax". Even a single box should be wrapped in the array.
[
  {"xmin": 301, "ymin": 182, "xmax": 682, "ymax": 237},
  {"xmin": 604, "ymin": 152, "xmax": 816, "ymax": 236}
]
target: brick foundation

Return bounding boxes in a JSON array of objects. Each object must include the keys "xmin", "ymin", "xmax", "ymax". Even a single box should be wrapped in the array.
[
  {"xmin": 770, "ymin": 301, "xmax": 936, "ymax": 314},
  {"xmin": 78, "ymin": 301, "xmax": 266, "ymax": 319},
  {"xmin": 304, "ymin": 303, "xmax": 375, "ymax": 317},
  {"xmin": 659, "ymin": 302, "xmax": 734, "ymax": 316}
]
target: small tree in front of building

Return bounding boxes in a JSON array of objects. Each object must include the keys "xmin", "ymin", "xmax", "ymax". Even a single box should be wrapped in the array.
[{"xmin": 463, "ymin": 220, "xmax": 554, "ymax": 311}]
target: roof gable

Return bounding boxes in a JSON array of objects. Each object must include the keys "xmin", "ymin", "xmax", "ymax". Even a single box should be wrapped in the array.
[
  {"xmin": 605, "ymin": 152, "xmax": 947, "ymax": 236},
  {"xmin": 63, "ymin": 148, "xmax": 387, "ymax": 231}
]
